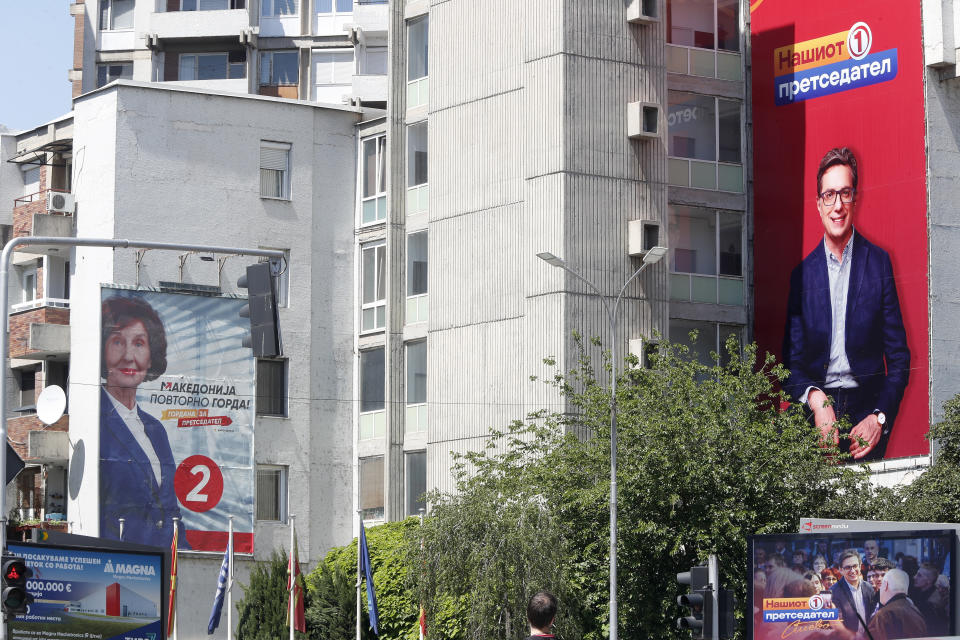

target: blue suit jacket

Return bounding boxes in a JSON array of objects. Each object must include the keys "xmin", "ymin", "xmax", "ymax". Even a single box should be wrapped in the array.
[
  {"xmin": 830, "ymin": 578, "xmax": 874, "ymax": 633},
  {"xmin": 783, "ymin": 233, "xmax": 910, "ymax": 424},
  {"xmin": 100, "ymin": 388, "xmax": 186, "ymax": 548}
]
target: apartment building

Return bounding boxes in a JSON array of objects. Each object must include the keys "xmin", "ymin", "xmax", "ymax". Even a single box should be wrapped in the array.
[
  {"xmin": 1, "ymin": 81, "xmax": 367, "ymax": 637},
  {"xmin": 70, "ymin": 0, "xmax": 388, "ymax": 106}
]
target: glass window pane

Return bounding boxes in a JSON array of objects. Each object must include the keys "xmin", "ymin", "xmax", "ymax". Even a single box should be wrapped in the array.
[
  {"xmin": 256, "ymin": 359, "xmax": 286, "ymax": 416},
  {"xmin": 405, "ymin": 451, "xmax": 426, "ymax": 516},
  {"xmin": 666, "ymin": 0, "xmax": 713, "ymax": 48},
  {"xmin": 377, "ymin": 137, "xmax": 386, "ymax": 193},
  {"xmin": 362, "ymin": 245, "xmax": 377, "ymax": 303},
  {"xmin": 718, "ymin": 212, "xmax": 742, "ymax": 277},
  {"xmin": 375, "ymin": 245, "xmax": 385, "ymax": 301},
  {"xmin": 669, "ymin": 205, "xmax": 716, "ymax": 275},
  {"xmin": 179, "ymin": 55, "xmax": 196, "ymax": 81},
  {"xmin": 276, "ymin": 0, "xmax": 297, "ymax": 15},
  {"xmin": 669, "ymin": 319, "xmax": 716, "ymax": 367},
  {"xmin": 336, "ymin": 0, "xmax": 352, "ymax": 11},
  {"xmin": 360, "ymin": 348, "xmax": 385, "ymax": 412},
  {"xmin": 255, "ymin": 467, "xmax": 285, "ymax": 521},
  {"xmin": 406, "ymin": 341, "xmax": 427, "ymax": 404},
  {"xmin": 407, "ymin": 231, "xmax": 428, "ymax": 296},
  {"xmin": 360, "ymin": 457, "xmax": 384, "ymax": 520},
  {"xmin": 112, "ymin": 0, "xmax": 135, "ymax": 28},
  {"xmin": 362, "ymin": 138, "xmax": 377, "ymax": 199},
  {"xmin": 100, "ymin": 2, "xmax": 110, "ymax": 29},
  {"xmin": 717, "ymin": 0, "xmax": 740, "ymax": 52},
  {"xmin": 668, "ymin": 92, "xmax": 715, "ymax": 161},
  {"xmin": 407, "ymin": 16, "xmax": 429, "ymax": 81},
  {"xmin": 273, "ymin": 51, "xmax": 299, "ymax": 84},
  {"xmin": 317, "ymin": 0, "xmax": 332, "ymax": 11},
  {"xmin": 197, "ymin": 53, "xmax": 228, "ymax": 80},
  {"xmin": 718, "ymin": 99, "xmax": 741, "ymax": 163},
  {"xmin": 407, "ymin": 123, "xmax": 428, "ymax": 187},
  {"xmin": 362, "ymin": 47, "xmax": 388, "ymax": 75}
]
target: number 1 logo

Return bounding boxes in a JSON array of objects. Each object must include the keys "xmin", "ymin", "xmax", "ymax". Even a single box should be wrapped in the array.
[{"xmin": 847, "ymin": 22, "xmax": 872, "ymax": 60}]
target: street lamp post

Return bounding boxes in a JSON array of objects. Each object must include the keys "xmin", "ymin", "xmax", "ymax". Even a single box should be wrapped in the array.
[{"xmin": 536, "ymin": 246, "xmax": 667, "ymax": 640}]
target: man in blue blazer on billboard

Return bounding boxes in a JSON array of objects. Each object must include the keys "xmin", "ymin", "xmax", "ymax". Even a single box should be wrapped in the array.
[
  {"xmin": 831, "ymin": 549, "xmax": 874, "ymax": 633},
  {"xmin": 783, "ymin": 147, "xmax": 910, "ymax": 461}
]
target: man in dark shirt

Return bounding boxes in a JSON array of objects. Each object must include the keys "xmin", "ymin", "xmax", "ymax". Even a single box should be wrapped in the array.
[
  {"xmin": 525, "ymin": 591, "xmax": 557, "ymax": 639},
  {"xmin": 867, "ymin": 569, "xmax": 926, "ymax": 640}
]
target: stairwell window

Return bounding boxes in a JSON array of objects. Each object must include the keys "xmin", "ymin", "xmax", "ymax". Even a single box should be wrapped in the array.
[{"xmin": 260, "ymin": 142, "xmax": 291, "ymax": 199}]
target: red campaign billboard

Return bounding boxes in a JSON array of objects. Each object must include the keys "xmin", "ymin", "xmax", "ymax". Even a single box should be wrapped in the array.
[{"xmin": 751, "ymin": 1, "xmax": 928, "ymax": 460}]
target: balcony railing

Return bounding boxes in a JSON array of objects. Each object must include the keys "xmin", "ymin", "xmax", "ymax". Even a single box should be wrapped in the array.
[
  {"xmin": 13, "ymin": 188, "xmax": 71, "ymax": 209},
  {"xmin": 11, "ymin": 298, "xmax": 70, "ymax": 314}
]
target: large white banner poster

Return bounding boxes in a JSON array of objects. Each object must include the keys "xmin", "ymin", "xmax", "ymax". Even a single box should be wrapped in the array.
[{"xmin": 99, "ymin": 287, "xmax": 255, "ymax": 552}]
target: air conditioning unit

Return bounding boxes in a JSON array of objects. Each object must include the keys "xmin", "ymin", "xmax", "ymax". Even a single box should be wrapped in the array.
[
  {"xmin": 46, "ymin": 191, "xmax": 75, "ymax": 215},
  {"xmin": 627, "ymin": 0, "xmax": 659, "ymax": 25},
  {"xmin": 628, "ymin": 220, "xmax": 661, "ymax": 257}
]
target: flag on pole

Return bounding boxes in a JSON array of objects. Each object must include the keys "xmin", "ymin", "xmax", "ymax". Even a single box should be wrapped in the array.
[
  {"xmin": 419, "ymin": 605, "xmax": 426, "ymax": 639},
  {"xmin": 287, "ymin": 528, "xmax": 306, "ymax": 633},
  {"xmin": 167, "ymin": 524, "xmax": 179, "ymax": 637},
  {"xmin": 359, "ymin": 519, "xmax": 380, "ymax": 635},
  {"xmin": 206, "ymin": 544, "xmax": 230, "ymax": 634}
]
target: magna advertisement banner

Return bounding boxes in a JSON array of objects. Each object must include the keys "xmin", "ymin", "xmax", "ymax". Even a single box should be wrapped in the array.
[
  {"xmin": 751, "ymin": 2, "xmax": 929, "ymax": 460},
  {"xmin": 99, "ymin": 287, "xmax": 255, "ymax": 552},
  {"xmin": 7, "ymin": 542, "xmax": 164, "ymax": 640}
]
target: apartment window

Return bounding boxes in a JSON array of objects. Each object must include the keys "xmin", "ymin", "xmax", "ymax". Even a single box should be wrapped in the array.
[
  {"xmin": 178, "ymin": 52, "xmax": 246, "ymax": 80},
  {"xmin": 360, "ymin": 47, "xmax": 388, "ymax": 76},
  {"xmin": 359, "ymin": 348, "xmax": 385, "ymax": 439},
  {"xmin": 313, "ymin": 50, "xmax": 351, "ymax": 87},
  {"xmin": 406, "ymin": 231, "xmax": 428, "ymax": 323},
  {"xmin": 405, "ymin": 451, "xmax": 426, "ymax": 516},
  {"xmin": 260, "ymin": 142, "xmax": 291, "ymax": 199},
  {"xmin": 97, "ymin": 63, "xmax": 133, "ymax": 88},
  {"xmin": 669, "ymin": 205, "xmax": 743, "ymax": 305},
  {"xmin": 361, "ymin": 135, "xmax": 387, "ymax": 224},
  {"xmin": 256, "ymin": 359, "xmax": 287, "ymax": 417},
  {"xmin": 666, "ymin": 0, "xmax": 741, "ymax": 78},
  {"xmin": 179, "ymin": 0, "xmax": 245, "ymax": 9},
  {"xmin": 359, "ymin": 456, "xmax": 384, "ymax": 521},
  {"xmin": 361, "ymin": 243, "xmax": 386, "ymax": 332},
  {"xmin": 20, "ymin": 267, "xmax": 37, "ymax": 305},
  {"xmin": 667, "ymin": 92, "xmax": 742, "ymax": 192},
  {"xmin": 255, "ymin": 465, "xmax": 287, "ymax": 521},
  {"xmin": 405, "ymin": 341, "xmax": 427, "ymax": 435},
  {"xmin": 407, "ymin": 16, "xmax": 429, "ymax": 108},
  {"xmin": 100, "ymin": 0, "xmax": 134, "ymax": 30},
  {"xmin": 260, "ymin": 51, "xmax": 299, "ymax": 86},
  {"xmin": 406, "ymin": 122, "xmax": 428, "ymax": 215},
  {"xmin": 262, "ymin": 0, "xmax": 298, "ymax": 16},
  {"xmin": 22, "ymin": 167, "xmax": 40, "ymax": 198},
  {"xmin": 667, "ymin": 0, "xmax": 739, "ymax": 51},
  {"xmin": 16, "ymin": 369, "xmax": 37, "ymax": 411},
  {"xmin": 316, "ymin": 0, "xmax": 352, "ymax": 13},
  {"xmin": 669, "ymin": 319, "xmax": 743, "ymax": 367}
]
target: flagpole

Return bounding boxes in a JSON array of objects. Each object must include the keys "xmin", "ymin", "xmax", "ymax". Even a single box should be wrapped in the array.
[
  {"xmin": 172, "ymin": 516, "xmax": 179, "ymax": 640},
  {"xmin": 356, "ymin": 511, "xmax": 362, "ymax": 640},
  {"xmin": 227, "ymin": 515, "xmax": 234, "ymax": 640},
  {"xmin": 289, "ymin": 514, "xmax": 296, "ymax": 640}
]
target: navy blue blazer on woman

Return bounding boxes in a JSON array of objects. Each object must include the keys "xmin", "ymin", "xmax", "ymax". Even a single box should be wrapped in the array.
[
  {"xmin": 783, "ymin": 233, "xmax": 910, "ymax": 427},
  {"xmin": 100, "ymin": 388, "xmax": 185, "ymax": 548}
]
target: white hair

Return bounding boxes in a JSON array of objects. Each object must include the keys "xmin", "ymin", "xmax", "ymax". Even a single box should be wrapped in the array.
[{"xmin": 883, "ymin": 569, "xmax": 909, "ymax": 595}]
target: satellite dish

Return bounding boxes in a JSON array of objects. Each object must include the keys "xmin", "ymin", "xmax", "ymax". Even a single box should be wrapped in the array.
[
  {"xmin": 37, "ymin": 385, "xmax": 67, "ymax": 425},
  {"xmin": 68, "ymin": 439, "xmax": 85, "ymax": 500}
]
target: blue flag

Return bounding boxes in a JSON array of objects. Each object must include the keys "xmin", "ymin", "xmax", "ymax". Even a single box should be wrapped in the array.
[
  {"xmin": 359, "ymin": 519, "xmax": 380, "ymax": 635},
  {"xmin": 206, "ymin": 545, "xmax": 230, "ymax": 634}
]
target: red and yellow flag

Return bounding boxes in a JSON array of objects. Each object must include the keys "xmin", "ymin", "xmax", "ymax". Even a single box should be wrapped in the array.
[{"xmin": 167, "ymin": 525, "xmax": 178, "ymax": 636}]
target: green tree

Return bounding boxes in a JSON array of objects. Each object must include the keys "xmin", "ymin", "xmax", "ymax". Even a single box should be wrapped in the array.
[
  {"xmin": 408, "ymin": 334, "xmax": 873, "ymax": 640},
  {"xmin": 236, "ymin": 549, "xmax": 308, "ymax": 640},
  {"xmin": 868, "ymin": 393, "xmax": 960, "ymax": 522},
  {"xmin": 306, "ymin": 519, "xmax": 420, "ymax": 640}
]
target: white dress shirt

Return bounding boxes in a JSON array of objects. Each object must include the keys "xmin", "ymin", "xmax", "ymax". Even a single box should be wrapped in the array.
[{"xmin": 106, "ymin": 392, "xmax": 162, "ymax": 486}]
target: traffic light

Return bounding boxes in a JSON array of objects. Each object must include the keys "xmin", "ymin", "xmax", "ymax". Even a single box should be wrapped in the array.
[
  {"xmin": 237, "ymin": 261, "xmax": 281, "ymax": 357},
  {"xmin": 677, "ymin": 565, "xmax": 712, "ymax": 639},
  {"xmin": 717, "ymin": 588, "xmax": 736, "ymax": 639},
  {"xmin": 2, "ymin": 555, "xmax": 33, "ymax": 616}
]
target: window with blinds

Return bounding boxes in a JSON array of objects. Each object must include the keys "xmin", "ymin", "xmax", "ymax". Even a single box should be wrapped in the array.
[
  {"xmin": 255, "ymin": 465, "xmax": 287, "ymax": 521},
  {"xmin": 260, "ymin": 142, "xmax": 290, "ymax": 199},
  {"xmin": 256, "ymin": 358, "xmax": 287, "ymax": 416}
]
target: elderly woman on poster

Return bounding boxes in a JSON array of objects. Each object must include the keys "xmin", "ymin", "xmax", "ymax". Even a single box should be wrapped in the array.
[{"xmin": 100, "ymin": 295, "xmax": 185, "ymax": 548}]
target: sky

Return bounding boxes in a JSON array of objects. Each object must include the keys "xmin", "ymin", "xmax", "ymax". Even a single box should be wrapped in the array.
[{"xmin": 0, "ymin": 2, "xmax": 75, "ymax": 132}]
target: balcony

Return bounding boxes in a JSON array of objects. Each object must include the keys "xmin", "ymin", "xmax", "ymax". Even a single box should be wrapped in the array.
[
  {"xmin": 150, "ymin": 8, "xmax": 249, "ymax": 41},
  {"xmin": 13, "ymin": 188, "xmax": 75, "ymax": 249},
  {"xmin": 352, "ymin": 1, "xmax": 388, "ymax": 34},
  {"xmin": 9, "ymin": 304, "xmax": 70, "ymax": 360},
  {"xmin": 7, "ymin": 414, "xmax": 69, "ymax": 463},
  {"xmin": 352, "ymin": 74, "xmax": 387, "ymax": 103}
]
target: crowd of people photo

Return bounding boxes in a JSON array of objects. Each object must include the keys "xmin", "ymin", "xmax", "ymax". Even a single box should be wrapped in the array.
[{"xmin": 752, "ymin": 536, "xmax": 951, "ymax": 640}]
